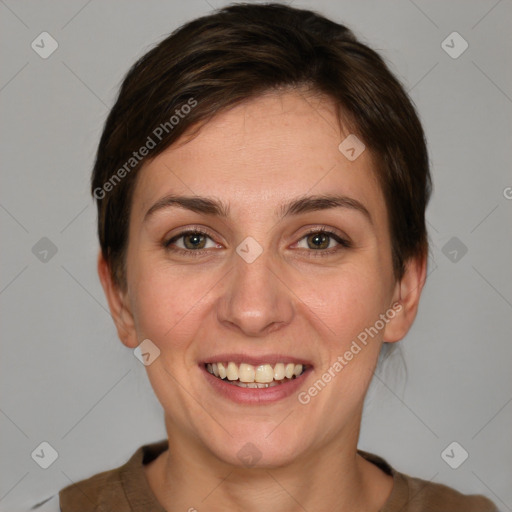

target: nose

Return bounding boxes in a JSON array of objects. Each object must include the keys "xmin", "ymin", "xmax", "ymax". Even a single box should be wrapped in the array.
[{"xmin": 216, "ymin": 244, "xmax": 295, "ymax": 337}]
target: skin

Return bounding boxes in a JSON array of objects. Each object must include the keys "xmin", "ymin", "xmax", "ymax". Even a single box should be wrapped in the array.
[{"xmin": 99, "ymin": 90, "xmax": 426, "ymax": 512}]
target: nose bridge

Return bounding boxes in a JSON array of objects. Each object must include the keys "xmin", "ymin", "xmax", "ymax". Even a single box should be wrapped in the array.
[{"xmin": 217, "ymin": 238, "xmax": 294, "ymax": 336}]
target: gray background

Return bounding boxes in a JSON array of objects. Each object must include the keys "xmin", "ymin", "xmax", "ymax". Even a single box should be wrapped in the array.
[{"xmin": 1, "ymin": 0, "xmax": 511, "ymax": 510}]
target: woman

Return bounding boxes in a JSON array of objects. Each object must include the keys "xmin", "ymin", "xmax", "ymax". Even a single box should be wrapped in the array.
[{"xmin": 36, "ymin": 3, "xmax": 497, "ymax": 510}]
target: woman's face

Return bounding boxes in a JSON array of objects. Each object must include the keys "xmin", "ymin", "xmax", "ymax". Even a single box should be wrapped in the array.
[{"xmin": 106, "ymin": 91, "xmax": 417, "ymax": 467}]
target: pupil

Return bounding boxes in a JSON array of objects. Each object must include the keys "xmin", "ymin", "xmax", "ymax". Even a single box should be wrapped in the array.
[
  {"xmin": 309, "ymin": 233, "xmax": 328, "ymax": 249},
  {"xmin": 185, "ymin": 233, "xmax": 206, "ymax": 249}
]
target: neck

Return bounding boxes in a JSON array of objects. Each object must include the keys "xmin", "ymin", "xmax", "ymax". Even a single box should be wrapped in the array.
[{"xmin": 144, "ymin": 413, "xmax": 393, "ymax": 512}]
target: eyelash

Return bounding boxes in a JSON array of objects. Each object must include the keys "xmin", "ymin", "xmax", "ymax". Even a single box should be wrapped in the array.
[{"xmin": 163, "ymin": 226, "xmax": 352, "ymax": 259}]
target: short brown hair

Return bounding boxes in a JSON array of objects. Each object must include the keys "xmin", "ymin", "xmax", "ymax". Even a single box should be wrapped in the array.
[{"xmin": 92, "ymin": 2, "xmax": 431, "ymax": 289}]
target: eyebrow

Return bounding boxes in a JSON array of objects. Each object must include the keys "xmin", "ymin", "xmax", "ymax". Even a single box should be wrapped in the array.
[{"xmin": 144, "ymin": 193, "xmax": 372, "ymax": 224}]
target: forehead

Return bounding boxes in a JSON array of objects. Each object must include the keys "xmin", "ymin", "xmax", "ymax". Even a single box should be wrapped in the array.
[{"xmin": 132, "ymin": 91, "xmax": 385, "ymax": 223}]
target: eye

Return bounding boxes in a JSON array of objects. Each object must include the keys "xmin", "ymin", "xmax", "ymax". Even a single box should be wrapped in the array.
[
  {"xmin": 163, "ymin": 227, "xmax": 351, "ymax": 258},
  {"xmin": 164, "ymin": 229, "xmax": 220, "ymax": 253},
  {"xmin": 295, "ymin": 228, "xmax": 351, "ymax": 255}
]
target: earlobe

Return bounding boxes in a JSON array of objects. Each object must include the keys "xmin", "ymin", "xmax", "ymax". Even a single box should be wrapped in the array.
[
  {"xmin": 97, "ymin": 252, "xmax": 138, "ymax": 348},
  {"xmin": 382, "ymin": 252, "xmax": 427, "ymax": 343}
]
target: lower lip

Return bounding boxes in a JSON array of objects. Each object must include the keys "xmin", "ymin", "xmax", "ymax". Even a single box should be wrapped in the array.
[{"xmin": 201, "ymin": 365, "xmax": 312, "ymax": 404}]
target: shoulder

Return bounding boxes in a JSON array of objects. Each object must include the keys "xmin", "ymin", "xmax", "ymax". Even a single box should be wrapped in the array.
[
  {"xmin": 27, "ymin": 468, "xmax": 124, "ymax": 512},
  {"xmin": 357, "ymin": 449, "xmax": 498, "ymax": 512},
  {"xmin": 57, "ymin": 460, "xmax": 126, "ymax": 511},
  {"xmin": 56, "ymin": 439, "xmax": 168, "ymax": 511},
  {"xmin": 56, "ymin": 448, "xmax": 141, "ymax": 511},
  {"xmin": 398, "ymin": 472, "xmax": 498, "ymax": 512}
]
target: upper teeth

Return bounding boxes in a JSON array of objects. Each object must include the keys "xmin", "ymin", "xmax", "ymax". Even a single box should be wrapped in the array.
[{"xmin": 206, "ymin": 362, "xmax": 304, "ymax": 383}]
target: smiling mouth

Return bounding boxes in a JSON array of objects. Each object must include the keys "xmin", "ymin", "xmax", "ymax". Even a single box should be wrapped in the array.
[{"xmin": 205, "ymin": 362, "xmax": 308, "ymax": 388}]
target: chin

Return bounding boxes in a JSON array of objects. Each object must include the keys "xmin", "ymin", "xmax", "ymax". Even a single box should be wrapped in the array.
[{"xmin": 201, "ymin": 423, "xmax": 311, "ymax": 469}]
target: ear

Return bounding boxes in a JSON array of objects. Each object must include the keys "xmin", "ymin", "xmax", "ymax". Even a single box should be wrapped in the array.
[
  {"xmin": 97, "ymin": 251, "xmax": 138, "ymax": 349},
  {"xmin": 382, "ymin": 251, "xmax": 427, "ymax": 343}
]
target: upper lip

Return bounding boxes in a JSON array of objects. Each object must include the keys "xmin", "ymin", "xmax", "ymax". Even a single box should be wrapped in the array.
[{"xmin": 201, "ymin": 353, "xmax": 312, "ymax": 367}]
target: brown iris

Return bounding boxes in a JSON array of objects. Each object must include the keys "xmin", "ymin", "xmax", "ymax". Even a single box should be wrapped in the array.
[
  {"xmin": 307, "ymin": 232, "xmax": 330, "ymax": 250},
  {"xmin": 183, "ymin": 233, "xmax": 207, "ymax": 250}
]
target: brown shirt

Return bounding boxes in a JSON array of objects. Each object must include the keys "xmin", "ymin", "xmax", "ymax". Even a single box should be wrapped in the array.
[{"xmin": 58, "ymin": 439, "xmax": 497, "ymax": 511}]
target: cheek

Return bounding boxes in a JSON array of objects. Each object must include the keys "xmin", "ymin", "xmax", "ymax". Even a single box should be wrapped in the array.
[
  {"xmin": 128, "ymin": 261, "xmax": 212, "ymax": 351},
  {"xmin": 294, "ymin": 263, "xmax": 392, "ymax": 347},
  {"xmin": 302, "ymin": 275, "xmax": 390, "ymax": 412}
]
